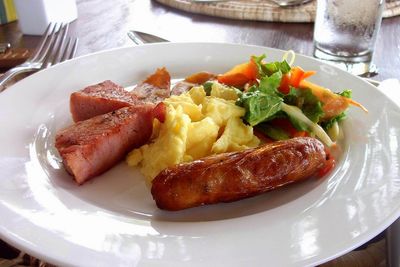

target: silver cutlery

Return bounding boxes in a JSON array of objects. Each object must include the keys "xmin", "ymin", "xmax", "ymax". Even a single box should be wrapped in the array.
[
  {"xmin": 0, "ymin": 22, "xmax": 78, "ymax": 92},
  {"xmin": 127, "ymin": 30, "xmax": 169, "ymax": 45}
]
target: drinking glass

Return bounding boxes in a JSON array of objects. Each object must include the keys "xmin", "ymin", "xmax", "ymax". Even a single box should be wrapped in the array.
[{"xmin": 313, "ymin": 0, "xmax": 385, "ymax": 76}]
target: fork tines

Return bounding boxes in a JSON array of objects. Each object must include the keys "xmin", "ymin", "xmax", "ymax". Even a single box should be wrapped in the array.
[
  {"xmin": 61, "ymin": 37, "xmax": 79, "ymax": 63},
  {"xmin": 41, "ymin": 23, "xmax": 78, "ymax": 69}
]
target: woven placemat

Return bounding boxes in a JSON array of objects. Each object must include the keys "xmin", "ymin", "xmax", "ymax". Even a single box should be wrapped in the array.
[{"xmin": 155, "ymin": 0, "xmax": 400, "ymax": 22}]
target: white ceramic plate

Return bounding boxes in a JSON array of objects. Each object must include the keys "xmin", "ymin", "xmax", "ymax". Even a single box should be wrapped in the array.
[{"xmin": 1, "ymin": 43, "xmax": 399, "ymax": 267}]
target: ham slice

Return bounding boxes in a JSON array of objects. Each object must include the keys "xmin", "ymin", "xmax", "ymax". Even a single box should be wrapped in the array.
[
  {"xmin": 58, "ymin": 68, "xmax": 171, "ymax": 184},
  {"xmin": 55, "ymin": 105, "xmax": 155, "ymax": 184},
  {"xmin": 70, "ymin": 68, "xmax": 171, "ymax": 122},
  {"xmin": 70, "ymin": 80, "xmax": 142, "ymax": 122}
]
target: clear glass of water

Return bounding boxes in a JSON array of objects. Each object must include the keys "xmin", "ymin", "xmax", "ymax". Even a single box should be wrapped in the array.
[{"xmin": 313, "ymin": 0, "xmax": 385, "ymax": 75}]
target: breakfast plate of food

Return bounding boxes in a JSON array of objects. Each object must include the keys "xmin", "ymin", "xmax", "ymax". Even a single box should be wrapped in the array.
[{"xmin": 0, "ymin": 42, "xmax": 399, "ymax": 266}]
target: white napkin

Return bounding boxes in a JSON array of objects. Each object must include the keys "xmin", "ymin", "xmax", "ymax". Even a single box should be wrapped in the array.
[{"xmin": 378, "ymin": 78, "xmax": 400, "ymax": 107}]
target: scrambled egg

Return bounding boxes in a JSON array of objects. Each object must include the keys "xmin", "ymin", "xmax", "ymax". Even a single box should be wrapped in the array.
[{"xmin": 126, "ymin": 82, "xmax": 260, "ymax": 183}]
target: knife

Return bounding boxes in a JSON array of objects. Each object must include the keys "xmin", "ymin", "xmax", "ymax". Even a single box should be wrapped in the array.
[{"xmin": 127, "ymin": 30, "xmax": 169, "ymax": 45}]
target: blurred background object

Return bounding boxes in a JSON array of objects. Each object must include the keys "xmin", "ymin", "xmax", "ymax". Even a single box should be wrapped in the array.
[
  {"xmin": 0, "ymin": 0, "xmax": 17, "ymax": 25},
  {"xmin": 313, "ymin": 0, "xmax": 385, "ymax": 76},
  {"xmin": 13, "ymin": 0, "xmax": 77, "ymax": 35},
  {"xmin": 271, "ymin": 0, "xmax": 313, "ymax": 7}
]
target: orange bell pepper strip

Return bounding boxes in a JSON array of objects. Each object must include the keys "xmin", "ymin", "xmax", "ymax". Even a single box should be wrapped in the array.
[
  {"xmin": 278, "ymin": 74, "xmax": 291, "ymax": 94},
  {"xmin": 289, "ymin": 66, "xmax": 305, "ymax": 88},
  {"xmin": 278, "ymin": 66, "xmax": 316, "ymax": 94},
  {"xmin": 217, "ymin": 58, "xmax": 258, "ymax": 87},
  {"xmin": 301, "ymin": 70, "xmax": 317, "ymax": 80}
]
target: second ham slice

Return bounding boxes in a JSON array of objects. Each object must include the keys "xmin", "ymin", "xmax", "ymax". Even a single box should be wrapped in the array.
[
  {"xmin": 70, "ymin": 68, "xmax": 171, "ymax": 123},
  {"xmin": 70, "ymin": 80, "xmax": 142, "ymax": 122}
]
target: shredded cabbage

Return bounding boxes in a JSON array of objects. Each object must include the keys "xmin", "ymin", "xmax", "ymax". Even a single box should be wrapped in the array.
[{"xmin": 281, "ymin": 103, "xmax": 335, "ymax": 147}]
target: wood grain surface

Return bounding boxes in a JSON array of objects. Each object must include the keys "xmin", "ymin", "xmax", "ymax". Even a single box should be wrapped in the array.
[{"xmin": 0, "ymin": 0, "xmax": 398, "ymax": 80}]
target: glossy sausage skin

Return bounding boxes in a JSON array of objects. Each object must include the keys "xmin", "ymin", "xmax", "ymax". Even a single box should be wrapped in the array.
[{"xmin": 151, "ymin": 137, "xmax": 327, "ymax": 211}]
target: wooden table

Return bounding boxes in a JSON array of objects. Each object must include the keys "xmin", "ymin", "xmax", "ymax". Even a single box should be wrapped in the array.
[
  {"xmin": 0, "ymin": 0, "xmax": 398, "ymax": 266},
  {"xmin": 0, "ymin": 0, "xmax": 399, "ymax": 81}
]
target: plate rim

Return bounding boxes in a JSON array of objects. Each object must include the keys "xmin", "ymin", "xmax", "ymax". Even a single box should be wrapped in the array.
[{"xmin": 0, "ymin": 42, "xmax": 399, "ymax": 267}]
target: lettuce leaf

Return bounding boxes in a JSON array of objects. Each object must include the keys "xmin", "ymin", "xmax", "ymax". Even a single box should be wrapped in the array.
[
  {"xmin": 339, "ymin": 89, "xmax": 352, "ymax": 98},
  {"xmin": 251, "ymin": 54, "xmax": 291, "ymax": 77},
  {"xmin": 258, "ymin": 71, "xmax": 283, "ymax": 94},
  {"xmin": 237, "ymin": 71, "xmax": 284, "ymax": 126},
  {"xmin": 284, "ymin": 88, "xmax": 325, "ymax": 123},
  {"xmin": 238, "ymin": 90, "xmax": 282, "ymax": 126},
  {"xmin": 321, "ymin": 112, "xmax": 347, "ymax": 130}
]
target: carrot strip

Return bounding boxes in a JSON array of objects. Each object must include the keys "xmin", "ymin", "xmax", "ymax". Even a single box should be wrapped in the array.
[
  {"xmin": 278, "ymin": 74, "xmax": 291, "ymax": 94},
  {"xmin": 299, "ymin": 80, "xmax": 368, "ymax": 113},
  {"xmin": 348, "ymin": 98, "xmax": 369, "ymax": 113},
  {"xmin": 217, "ymin": 59, "xmax": 258, "ymax": 87},
  {"xmin": 289, "ymin": 66, "xmax": 305, "ymax": 88},
  {"xmin": 301, "ymin": 70, "xmax": 316, "ymax": 80}
]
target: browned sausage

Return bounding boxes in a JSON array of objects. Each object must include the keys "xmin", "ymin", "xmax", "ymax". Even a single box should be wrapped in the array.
[{"xmin": 151, "ymin": 137, "xmax": 327, "ymax": 211}]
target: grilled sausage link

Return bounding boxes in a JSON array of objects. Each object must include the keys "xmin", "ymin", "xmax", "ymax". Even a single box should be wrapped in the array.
[{"xmin": 151, "ymin": 137, "xmax": 327, "ymax": 211}]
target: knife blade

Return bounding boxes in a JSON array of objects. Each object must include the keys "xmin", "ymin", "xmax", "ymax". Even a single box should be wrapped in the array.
[{"xmin": 127, "ymin": 30, "xmax": 169, "ymax": 45}]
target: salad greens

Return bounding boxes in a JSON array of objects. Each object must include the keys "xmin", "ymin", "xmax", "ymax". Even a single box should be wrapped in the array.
[
  {"xmin": 235, "ymin": 56, "xmax": 335, "ymax": 146},
  {"xmin": 207, "ymin": 53, "xmax": 361, "ymax": 147}
]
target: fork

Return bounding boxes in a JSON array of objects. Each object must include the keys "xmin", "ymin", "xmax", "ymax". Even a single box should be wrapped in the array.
[{"xmin": 0, "ymin": 22, "xmax": 78, "ymax": 92}]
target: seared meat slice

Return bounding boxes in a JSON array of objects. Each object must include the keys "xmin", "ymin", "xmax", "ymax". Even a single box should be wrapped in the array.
[
  {"xmin": 56, "ymin": 105, "xmax": 154, "ymax": 184},
  {"xmin": 70, "ymin": 68, "xmax": 172, "ymax": 122},
  {"xmin": 131, "ymin": 67, "xmax": 171, "ymax": 103},
  {"xmin": 151, "ymin": 137, "xmax": 328, "ymax": 211},
  {"xmin": 70, "ymin": 80, "xmax": 142, "ymax": 122}
]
